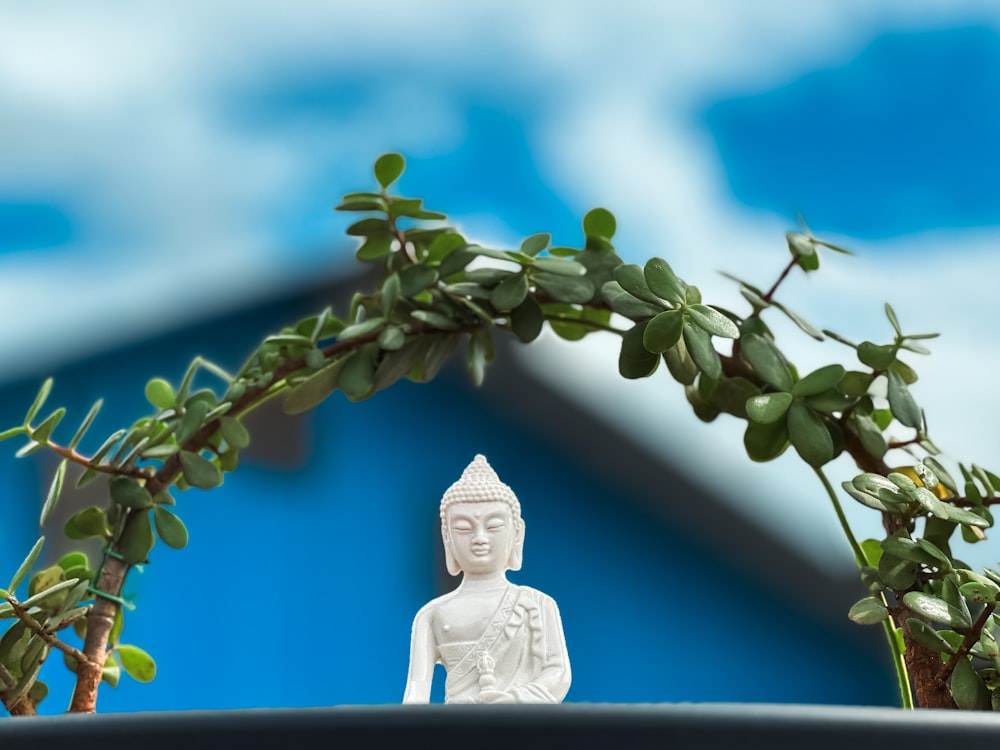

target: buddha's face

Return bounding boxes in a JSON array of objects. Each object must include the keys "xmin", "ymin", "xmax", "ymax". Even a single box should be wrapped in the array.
[{"xmin": 445, "ymin": 501, "xmax": 518, "ymax": 576}]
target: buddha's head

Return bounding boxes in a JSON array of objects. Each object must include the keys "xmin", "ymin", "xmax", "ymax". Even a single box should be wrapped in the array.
[{"xmin": 439, "ymin": 454, "xmax": 525, "ymax": 576}]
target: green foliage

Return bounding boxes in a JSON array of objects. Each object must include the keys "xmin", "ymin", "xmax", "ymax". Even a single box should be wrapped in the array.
[{"xmin": 4, "ymin": 151, "xmax": 1000, "ymax": 714}]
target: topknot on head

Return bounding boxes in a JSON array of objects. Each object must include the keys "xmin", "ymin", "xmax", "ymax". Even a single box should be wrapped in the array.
[{"xmin": 439, "ymin": 454, "xmax": 521, "ymax": 522}]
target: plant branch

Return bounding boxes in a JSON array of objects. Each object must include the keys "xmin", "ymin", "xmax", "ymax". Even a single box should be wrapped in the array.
[
  {"xmin": 938, "ymin": 603, "xmax": 996, "ymax": 686},
  {"xmin": 6, "ymin": 595, "xmax": 88, "ymax": 665},
  {"xmin": 762, "ymin": 256, "xmax": 799, "ymax": 303}
]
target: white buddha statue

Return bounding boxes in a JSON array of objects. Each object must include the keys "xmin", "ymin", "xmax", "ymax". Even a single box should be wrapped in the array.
[{"xmin": 403, "ymin": 454, "xmax": 571, "ymax": 704}]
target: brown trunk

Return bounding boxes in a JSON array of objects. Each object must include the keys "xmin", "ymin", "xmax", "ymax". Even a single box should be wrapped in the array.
[
  {"xmin": 68, "ymin": 556, "xmax": 127, "ymax": 713},
  {"xmin": 3, "ymin": 693, "xmax": 38, "ymax": 716},
  {"xmin": 902, "ymin": 623, "xmax": 956, "ymax": 708}
]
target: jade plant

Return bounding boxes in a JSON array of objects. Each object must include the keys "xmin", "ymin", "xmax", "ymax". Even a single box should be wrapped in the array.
[{"xmin": 1, "ymin": 153, "xmax": 998, "ymax": 714}]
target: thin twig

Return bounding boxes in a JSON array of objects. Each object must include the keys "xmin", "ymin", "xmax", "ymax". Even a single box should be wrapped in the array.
[
  {"xmin": 6, "ymin": 595, "xmax": 88, "ymax": 665},
  {"xmin": 938, "ymin": 604, "xmax": 995, "ymax": 686}
]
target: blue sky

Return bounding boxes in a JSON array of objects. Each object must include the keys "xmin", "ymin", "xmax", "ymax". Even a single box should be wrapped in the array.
[{"xmin": 4, "ymin": 0, "xmax": 1000, "ymax": 673}]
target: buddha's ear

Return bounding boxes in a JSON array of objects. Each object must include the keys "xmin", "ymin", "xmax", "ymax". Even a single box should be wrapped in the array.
[
  {"xmin": 443, "ymin": 526, "xmax": 461, "ymax": 576},
  {"xmin": 507, "ymin": 518, "xmax": 525, "ymax": 571}
]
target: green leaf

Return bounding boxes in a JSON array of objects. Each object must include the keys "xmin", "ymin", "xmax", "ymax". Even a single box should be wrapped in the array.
[
  {"xmin": 662, "ymin": 337, "xmax": 698, "ymax": 385},
  {"xmin": 520, "ymin": 233, "xmax": 550, "ymax": 257},
  {"xmin": 64, "ymin": 507, "xmax": 110, "ymax": 540},
  {"xmin": 740, "ymin": 333, "xmax": 793, "ymax": 391},
  {"xmin": 850, "ymin": 412, "xmax": 887, "ymax": 459},
  {"xmin": 467, "ymin": 329, "xmax": 490, "ymax": 387},
  {"xmin": 857, "ymin": 341, "xmax": 896, "ymax": 370},
  {"xmin": 219, "ymin": 416, "xmax": 250, "ymax": 450},
  {"xmin": 860, "ymin": 538, "xmax": 884, "ymax": 566},
  {"xmin": 906, "ymin": 618, "xmax": 954, "ymax": 654},
  {"xmin": 31, "ymin": 408, "xmax": 66, "ymax": 444},
  {"xmin": 356, "ymin": 235, "xmax": 393, "ymax": 260},
  {"xmin": 682, "ymin": 321, "xmax": 721, "ymax": 380},
  {"xmin": 179, "ymin": 451, "xmax": 221, "ymax": 490},
  {"xmin": 511, "ymin": 297, "xmax": 544, "ymax": 343},
  {"xmin": 117, "ymin": 644, "xmax": 156, "ymax": 683},
  {"xmin": 613, "ymin": 264, "xmax": 663, "ymax": 305},
  {"xmin": 56, "ymin": 551, "xmax": 88, "ymax": 574},
  {"xmin": 40, "ymin": 461, "xmax": 67, "ymax": 527},
  {"xmin": 848, "ymin": 596, "xmax": 888, "ymax": 625},
  {"xmin": 787, "ymin": 401, "xmax": 834, "ymax": 468},
  {"xmin": 582, "ymin": 207, "xmax": 616, "ymax": 240},
  {"xmin": 374, "ymin": 153, "xmax": 405, "ymax": 189},
  {"xmin": 0, "ymin": 425, "xmax": 26, "ymax": 442},
  {"xmin": 531, "ymin": 257, "xmax": 586, "ymax": 276},
  {"xmin": 944, "ymin": 504, "xmax": 991, "ymax": 529},
  {"xmin": 120, "ymin": 511, "xmax": 155, "ymax": 566},
  {"xmin": 490, "ymin": 272, "xmax": 529, "ymax": 311},
  {"xmin": 110, "ymin": 477, "xmax": 154, "ymax": 509},
  {"xmin": 618, "ymin": 322, "xmax": 660, "ymax": 379},
  {"xmin": 643, "ymin": 258, "xmax": 685, "ymax": 305},
  {"xmin": 414, "ymin": 333, "xmax": 460, "ymax": 382},
  {"xmin": 769, "ymin": 299, "xmax": 824, "ymax": 341},
  {"xmin": 145, "ymin": 379, "xmax": 175, "ymax": 410},
  {"xmin": 411, "ymin": 310, "xmax": 461, "ymax": 330},
  {"xmin": 879, "ymin": 553, "xmax": 917, "ymax": 589},
  {"xmin": 101, "ymin": 653, "xmax": 120, "ymax": 688},
  {"xmin": 67, "ymin": 399, "xmax": 104, "ymax": 451},
  {"xmin": 951, "ymin": 658, "xmax": 991, "ymax": 710},
  {"xmin": 8, "ymin": 538, "xmax": 44, "ymax": 593},
  {"xmin": 153, "ymin": 506, "xmax": 189, "ymax": 550},
  {"xmin": 686, "ymin": 304, "xmax": 740, "ymax": 339},
  {"xmin": 642, "ymin": 310, "xmax": 684, "ymax": 353},
  {"xmin": 398, "ymin": 264, "xmax": 438, "ymax": 296},
  {"xmin": 902, "ymin": 591, "xmax": 971, "ymax": 630},
  {"xmin": 175, "ymin": 399, "xmax": 210, "ymax": 447},
  {"xmin": 745, "ymin": 392, "xmax": 793, "ymax": 424},
  {"xmin": 886, "ymin": 370, "xmax": 921, "ymax": 429},
  {"xmin": 960, "ymin": 580, "xmax": 1000, "ymax": 604},
  {"xmin": 601, "ymin": 281, "xmax": 663, "ymax": 319},
  {"xmin": 338, "ymin": 316, "xmax": 385, "ymax": 340},
  {"xmin": 24, "ymin": 378, "xmax": 53, "ymax": 426},
  {"xmin": 792, "ymin": 364, "xmax": 845, "ymax": 398},
  {"xmin": 21, "ymin": 577, "xmax": 78, "ymax": 609},
  {"xmin": 743, "ymin": 419, "xmax": 789, "ymax": 462},
  {"xmin": 533, "ymin": 272, "xmax": 595, "ymax": 304},
  {"xmin": 339, "ymin": 347, "xmax": 376, "ymax": 401},
  {"xmin": 282, "ymin": 358, "xmax": 346, "ymax": 415}
]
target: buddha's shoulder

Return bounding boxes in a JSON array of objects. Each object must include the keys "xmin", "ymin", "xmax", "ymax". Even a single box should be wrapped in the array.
[
  {"xmin": 511, "ymin": 584, "xmax": 560, "ymax": 608},
  {"xmin": 410, "ymin": 590, "xmax": 462, "ymax": 622}
]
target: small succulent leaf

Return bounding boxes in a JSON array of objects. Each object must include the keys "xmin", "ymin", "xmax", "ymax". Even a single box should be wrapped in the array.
[
  {"xmin": 643, "ymin": 258, "xmax": 685, "ymax": 305},
  {"xmin": 662, "ymin": 338, "xmax": 698, "ymax": 385},
  {"xmin": 960, "ymin": 581, "xmax": 1000, "ymax": 604},
  {"xmin": 490, "ymin": 272, "xmax": 529, "ymax": 311},
  {"xmin": 787, "ymin": 401, "xmax": 834, "ymax": 468},
  {"xmin": 583, "ymin": 207, "xmax": 616, "ymax": 240},
  {"xmin": 153, "ymin": 506, "xmax": 189, "ymax": 550},
  {"xmin": 533, "ymin": 272, "xmax": 594, "ymax": 304},
  {"xmin": 850, "ymin": 412, "xmax": 887, "ymax": 459},
  {"xmin": 117, "ymin": 644, "xmax": 157, "ymax": 683},
  {"xmin": 40, "ymin": 461, "xmax": 67, "ymax": 527},
  {"xmin": 848, "ymin": 596, "xmax": 888, "ymax": 625},
  {"xmin": 31, "ymin": 408, "xmax": 66, "ymax": 444},
  {"xmin": 520, "ymin": 233, "xmax": 550, "ymax": 257},
  {"xmin": 743, "ymin": 419, "xmax": 789, "ymax": 463},
  {"xmin": 618, "ymin": 322, "xmax": 660, "ymax": 380},
  {"xmin": 740, "ymin": 333, "xmax": 793, "ymax": 391},
  {"xmin": 68, "ymin": 400, "xmax": 104, "ymax": 450},
  {"xmin": 613, "ymin": 264, "xmax": 663, "ymax": 305},
  {"xmin": 219, "ymin": 416, "xmax": 250, "ymax": 450},
  {"xmin": 64, "ymin": 507, "xmax": 110, "ymax": 540},
  {"xmin": 857, "ymin": 341, "xmax": 896, "ymax": 370},
  {"xmin": 374, "ymin": 153, "xmax": 405, "ymax": 188},
  {"xmin": 792, "ymin": 364, "xmax": 845, "ymax": 398},
  {"xmin": 101, "ymin": 653, "xmax": 120, "ymax": 687},
  {"xmin": 681, "ymin": 321, "xmax": 721, "ymax": 380},
  {"xmin": 8, "ymin": 538, "xmax": 44, "ymax": 594},
  {"xmin": 283, "ymin": 358, "xmax": 347, "ymax": 415},
  {"xmin": 120, "ymin": 512, "xmax": 155, "ymax": 566},
  {"xmin": 601, "ymin": 281, "xmax": 663, "ymax": 319},
  {"xmin": 145, "ymin": 379, "xmax": 175, "ymax": 410},
  {"xmin": 642, "ymin": 310, "xmax": 684, "ymax": 353},
  {"xmin": 906, "ymin": 618, "xmax": 955, "ymax": 654},
  {"xmin": 109, "ymin": 477, "xmax": 154, "ymax": 510},
  {"xmin": 510, "ymin": 297, "xmax": 545, "ymax": 343},
  {"xmin": 398, "ymin": 265, "xmax": 438, "ymax": 297},
  {"xmin": 24, "ymin": 378, "xmax": 53, "ymax": 426},
  {"xmin": 902, "ymin": 591, "xmax": 971, "ymax": 630},
  {"xmin": 951, "ymin": 657, "xmax": 991, "ymax": 710},
  {"xmin": 886, "ymin": 370, "xmax": 921, "ymax": 429},
  {"xmin": 179, "ymin": 451, "xmax": 221, "ymax": 490},
  {"xmin": 879, "ymin": 553, "xmax": 917, "ymax": 590},
  {"xmin": 944, "ymin": 504, "xmax": 991, "ymax": 529},
  {"xmin": 923, "ymin": 456, "xmax": 958, "ymax": 496},
  {"xmin": 530, "ymin": 257, "xmax": 586, "ymax": 276},
  {"xmin": 860, "ymin": 539, "xmax": 883, "ymax": 567},
  {"xmin": 745, "ymin": 392, "xmax": 793, "ymax": 425}
]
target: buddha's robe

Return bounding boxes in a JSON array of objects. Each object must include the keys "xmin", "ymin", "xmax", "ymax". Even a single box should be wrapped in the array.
[{"xmin": 437, "ymin": 584, "xmax": 570, "ymax": 703}]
